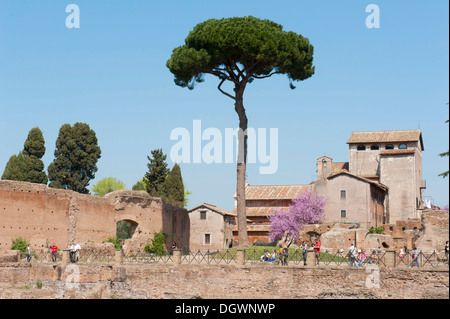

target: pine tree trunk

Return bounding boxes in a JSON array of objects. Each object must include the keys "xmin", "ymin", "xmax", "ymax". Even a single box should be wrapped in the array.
[{"xmin": 234, "ymin": 86, "xmax": 250, "ymax": 247}]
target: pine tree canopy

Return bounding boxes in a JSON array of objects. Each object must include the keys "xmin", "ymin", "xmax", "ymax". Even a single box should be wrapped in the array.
[{"xmin": 166, "ymin": 16, "xmax": 315, "ymax": 90}]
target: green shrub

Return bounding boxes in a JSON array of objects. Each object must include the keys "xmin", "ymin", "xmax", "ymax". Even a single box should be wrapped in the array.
[
  {"xmin": 11, "ymin": 237, "xmax": 29, "ymax": 258},
  {"xmin": 369, "ymin": 226, "xmax": 384, "ymax": 234},
  {"xmin": 104, "ymin": 237, "xmax": 121, "ymax": 250},
  {"xmin": 145, "ymin": 231, "xmax": 167, "ymax": 255}
]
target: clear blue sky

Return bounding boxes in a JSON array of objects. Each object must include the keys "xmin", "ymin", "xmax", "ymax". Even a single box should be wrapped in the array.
[{"xmin": 0, "ymin": 1, "xmax": 448, "ymax": 211}]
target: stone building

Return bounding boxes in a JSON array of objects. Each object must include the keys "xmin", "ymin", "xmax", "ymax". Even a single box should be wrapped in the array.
[
  {"xmin": 188, "ymin": 203, "xmax": 236, "ymax": 251},
  {"xmin": 312, "ymin": 157, "xmax": 387, "ymax": 228},
  {"xmin": 347, "ymin": 130, "xmax": 426, "ymax": 223},
  {"xmin": 313, "ymin": 130, "xmax": 426, "ymax": 227},
  {"xmin": 313, "ymin": 129, "xmax": 425, "ymax": 226},
  {"xmin": 233, "ymin": 129, "xmax": 427, "ymax": 244},
  {"xmin": 231, "ymin": 184, "xmax": 308, "ymax": 244}
]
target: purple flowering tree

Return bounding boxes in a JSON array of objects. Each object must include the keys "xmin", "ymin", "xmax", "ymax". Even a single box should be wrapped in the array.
[{"xmin": 269, "ymin": 188, "xmax": 326, "ymax": 246}]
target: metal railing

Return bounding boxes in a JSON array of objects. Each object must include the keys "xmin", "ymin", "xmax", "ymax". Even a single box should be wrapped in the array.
[
  {"xmin": 123, "ymin": 252, "xmax": 172, "ymax": 264},
  {"xmin": 31, "ymin": 248, "xmax": 448, "ymax": 269},
  {"xmin": 395, "ymin": 250, "xmax": 448, "ymax": 268},
  {"xmin": 180, "ymin": 250, "xmax": 238, "ymax": 265}
]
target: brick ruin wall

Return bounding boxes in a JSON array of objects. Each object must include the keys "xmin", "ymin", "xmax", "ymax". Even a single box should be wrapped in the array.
[
  {"xmin": 299, "ymin": 209, "xmax": 448, "ymax": 253},
  {"xmin": 0, "ymin": 181, "xmax": 190, "ymax": 252},
  {"xmin": 0, "ymin": 263, "xmax": 448, "ymax": 299}
]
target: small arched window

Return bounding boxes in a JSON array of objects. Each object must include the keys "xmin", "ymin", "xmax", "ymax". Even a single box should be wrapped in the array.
[
  {"xmin": 371, "ymin": 145, "xmax": 379, "ymax": 150},
  {"xmin": 385, "ymin": 144, "xmax": 394, "ymax": 150},
  {"xmin": 322, "ymin": 159, "xmax": 327, "ymax": 167},
  {"xmin": 399, "ymin": 144, "xmax": 407, "ymax": 149},
  {"xmin": 357, "ymin": 145, "xmax": 366, "ymax": 151}
]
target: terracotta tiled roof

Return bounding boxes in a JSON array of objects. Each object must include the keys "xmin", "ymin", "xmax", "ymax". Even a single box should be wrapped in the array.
[
  {"xmin": 347, "ymin": 130, "xmax": 423, "ymax": 150},
  {"xmin": 331, "ymin": 162, "xmax": 349, "ymax": 174},
  {"xmin": 244, "ymin": 184, "xmax": 309, "ymax": 200},
  {"xmin": 188, "ymin": 202, "xmax": 236, "ymax": 216}
]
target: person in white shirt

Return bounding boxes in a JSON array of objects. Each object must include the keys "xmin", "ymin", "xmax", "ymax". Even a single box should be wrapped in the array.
[
  {"xmin": 348, "ymin": 244, "xmax": 357, "ymax": 266},
  {"xmin": 68, "ymin": 243, "xmax": 74, "ymax": 262},
  {"xmin": 72, "ymin": 242, "xmax": 81, "ymax": 263},
  {"xmin": 300, "ymin": 241, "xmax": 308, "ymax": 266}
]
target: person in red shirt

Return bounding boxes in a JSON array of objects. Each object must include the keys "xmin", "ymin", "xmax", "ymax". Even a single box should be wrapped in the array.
[
  {"xmin": 50, "ymin": 243, "xmax": 58, "ymax": 262},
  {"xmin": 313, "ymin": 240, "xmax": 321, "ymax": 266}
]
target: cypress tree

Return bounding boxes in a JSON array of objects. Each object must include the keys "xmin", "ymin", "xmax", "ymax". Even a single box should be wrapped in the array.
[
  {"xmin": 1, "ymin": 127, "xmax": 48, "ymax": 184},
  {"xmin": 1, "ymin": 152, "xmax": 28, "ymax": 181},
  {"xmin": 164, "ymin": 163, "xmax": 185, "ymax": 207},
  {"xmin": 143, "ymin": 149, "xmax": 169, "ymax": 197},
  {"xmin": 23, "ymin": 127, "xmax": 48, "ymax": 184},
  {"xmin": 23, "ymin": 127, "xmax": 46, "ymax": 159},
  {"xmin": 48, "ymin": 122, "xmax": 101, "ymax": 193}
]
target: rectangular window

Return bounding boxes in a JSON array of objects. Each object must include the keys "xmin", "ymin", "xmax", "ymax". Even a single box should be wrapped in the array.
[
  {"xmin": 200, "ymin": 211, "xmax": 206, "ymax": 220},
  {"xmin": 341, "ymin": 190, "xmax": 346, "ymax": 199},
  {"xmin": 204, "ymin": 234, "xmax": 211, "ymax": 245},
  {"xmin": 341, "ymin": 210, "xmax": 346, "ymax": 218}
]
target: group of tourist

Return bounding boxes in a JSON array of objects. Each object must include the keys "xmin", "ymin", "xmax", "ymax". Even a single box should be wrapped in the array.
[
  {"xmin": 22, "ymin": 239, "xmax": 449, "ymax": 267},
  {"xmin": 255, "ymin": 239, "xmax": 399, "ymax": 268},
  {"xmin": 258, "ymin": 240, "xmax": 319, "ymax": 266},
  {"xmin": 258, "ymin": 241, "xmax": 450, "ymax": 268},
  {"xmin": 25, "ymin": 242, "xmax": 81, "ymax": 263},
  {"xmin": 259, "ymin": 247, "xmax": 289, "ymax": 266},
  {"xmin": 25, "ymin": 242, "xmax": 59, "ymax": 263},
  {"xmin": 346, "ymin": 244, "xmax": 374, "ymax": 267}
]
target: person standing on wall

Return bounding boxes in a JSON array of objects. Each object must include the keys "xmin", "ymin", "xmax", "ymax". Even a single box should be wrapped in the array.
[
  {"xmin": 50, "ymin": 243, "xmax": 58, "ymax": 263},
  {"xmin": 300, "ymin": 241, "xmax": 308, "ymax": 266},
  {"xmin": 445, "ymin": 241, "xmax": 449, "ymax": 265},
  {"xmin": 72, "ymin": 242, "xmax": 81, "ymax": 263},
  {"xmin": 410, "ymin": 247, "xmax": 420, "ymax": 268},
  {"xmin": 26, "ymin": 244, "xmax": 32, "ymax": 262},
  {"xmin": 313, "ymin": 240, "xmax": 321, "ymax": 266},
  {"xmin": 348, "ymin": 243, "xmax": 357, "ymax": 267},
  {"xmin": 68, "ymin": 242, "xmax": 74, "ymax": 262}
]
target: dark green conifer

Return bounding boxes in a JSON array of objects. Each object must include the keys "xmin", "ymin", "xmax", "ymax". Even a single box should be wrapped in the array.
[
  {"xmin": 143, "ymin": 149, "xmax": 169, "ymax": 197},
  {"xmin": 164, "ymin": 163, "xmax": 185, "ymax": 207},
  {"xmin": 23, "ymin": 127, "xmax": 48, "ymax": 184},
  {"xmin": 1, "ymin": 152, "xmax": 28, "ymax": 181},
  {"xmin": 48, "ymin": 122, "xmax": 101, "ymax": 193},
  {"xmin": 1, "ymin": 127, "xmax": 48, "ymax": 184}
]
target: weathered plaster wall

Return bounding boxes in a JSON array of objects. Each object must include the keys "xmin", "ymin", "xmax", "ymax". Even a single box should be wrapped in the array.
[
  {"xmin": 189, "ymin": 207, "xmax": 226, "ymax": 251},
  {"xmin": 380, "ymin": 154, "xmax": 417, "ymax": 223}
]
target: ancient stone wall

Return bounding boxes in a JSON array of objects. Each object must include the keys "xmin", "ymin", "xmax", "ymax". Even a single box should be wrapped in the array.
[
  {"xmin": 0, "ymin": 181, "xmax": 190, "ymax": 252},
  {"xmin": 300, "ymin": 209, "xmax": 448, "ymax": 253},
  {"xmin": 416, "ymin": 210, "xmax": 449, "ymax": 252},
  {"xmin": 0, "ymin": 263, "xmax": 447, "ymax": 299}
]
